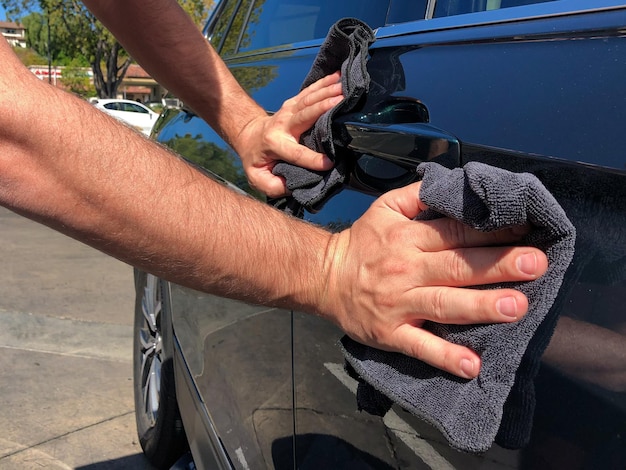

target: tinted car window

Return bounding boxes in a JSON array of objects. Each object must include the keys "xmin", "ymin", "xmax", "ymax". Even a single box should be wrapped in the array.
[
  {"xmin": 209, "ymin": 0, "xmax": 241, "ymax": 52},
  {"xmin": 237, "ymin": 0, "xmax": 391, "ymax": 52},
  {"xmin": 387, "ymin": 0, "xmax": 428, "ymax": 24},
  {"xmin": 220, "ymin": 0, "xmax": 255, "ymax": 56},
  {"xmin": 122, "ymin": 103, "xmax": 149, "ymax": 113},
  {"xmin": 434, "ymin": 0, "xmax": 556, "ymax": 17}
]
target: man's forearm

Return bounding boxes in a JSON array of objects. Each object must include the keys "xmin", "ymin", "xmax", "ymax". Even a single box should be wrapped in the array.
[
  {"xmin": 83, "ymin": 0, "xmax": 265, "ymax": 149},
  {"xmin": 0, "ymin": 48, "xmax": 328, "ymax": 314}
]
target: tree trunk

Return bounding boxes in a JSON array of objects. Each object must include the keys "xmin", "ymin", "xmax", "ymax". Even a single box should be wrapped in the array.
[{"xmin": 92, "ymin": 39, "xmax": 132, "ymax": 99}]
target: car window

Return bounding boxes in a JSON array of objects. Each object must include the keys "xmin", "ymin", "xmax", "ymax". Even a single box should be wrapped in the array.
[
  {"xmin": 433, "ymin": 0, "xmax": 556, "ymax": 18},
  {"xmin": 387, "ymin": 0, "xmax": 428, "ymax": 24},
  {"xmin": 225, "ymin": 0, "xmax": 391, "ymax": 54},
  {"xmin": 121, "ymin": 103, "xmax": 149, "ymax": 114},
  {"xmin": 209, "ymin": 0, "xmax": 242, "ymax": 52},
  {"xmin": 220, "ymin": 0, "xmax": 255, "ymax": 56},
  {"xmin": 103, "ymin": 102, "xmax": 120, "ymax": 111}
]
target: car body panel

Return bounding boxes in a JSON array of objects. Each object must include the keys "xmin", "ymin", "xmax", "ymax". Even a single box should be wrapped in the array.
[{"xmin": 149, "ymin": 1, "xmax": 626, "ymax": 468}]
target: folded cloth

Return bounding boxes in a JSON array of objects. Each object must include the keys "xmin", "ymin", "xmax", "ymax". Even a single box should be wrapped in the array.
[
  {"xmin": 341, "ymin": 161, "xmax": 576, "ymax": 453},
  {"xmin": 272, "ymin": 18, "xmax": 375, "ymax": 211}
]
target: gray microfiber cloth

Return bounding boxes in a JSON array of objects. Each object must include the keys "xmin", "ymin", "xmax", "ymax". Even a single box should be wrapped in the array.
[
  {"xmin": 272, "ymin": 18, "xmax": 374, "ymax": 212},
  {"xmin": 341, "ymin": 161, "xmax": 576, "ymax": 453}
]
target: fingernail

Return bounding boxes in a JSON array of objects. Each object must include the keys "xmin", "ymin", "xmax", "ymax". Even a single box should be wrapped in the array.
[
  {"xmin": 496, "ymin": 296, "xmax": 518, "ymax": 318},
  {"xmin": 516, "ymin": 252, "xmax": 537, "ymax": 275},
  {"xmin": 460, "ymin": 358, "xmax": 477, "ymax": 379}
]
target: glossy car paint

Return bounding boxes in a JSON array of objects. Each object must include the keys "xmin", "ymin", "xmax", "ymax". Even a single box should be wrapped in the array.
[{"xmin": 145, "ymin": 1, "xmax": 626, "ymax": 468}]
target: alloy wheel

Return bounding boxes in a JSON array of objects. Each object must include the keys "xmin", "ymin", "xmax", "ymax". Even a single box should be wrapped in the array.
[{"xmin": 138, "ymin": 274, "xmax": 163, "ymax": 427}]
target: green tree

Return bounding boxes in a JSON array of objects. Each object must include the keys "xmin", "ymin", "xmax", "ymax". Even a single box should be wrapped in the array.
[
  {"xmin": 3, "ymin": 0, "xmax": 214, "ymax": 98},
  {"xmin": 11, "ymin": 44, "xmax": 47, "ymax": 65},
  {"xmin": 19, "ymin": 12, "xmax": 49, "ymax": 58},
  {"xmin": 60, "ymin": 58, "xmax": 96, "ymax": 98},
  {"xmin": 18, "ymin": 10, "xmax": 88, "ymax": 65},
  {"xmin": 211, "ymin": 0, "xmax": 278, "ymax": 94},
  {"xmin": 179, "ymin": 0, "xmax": 214, "ymax": 27}
]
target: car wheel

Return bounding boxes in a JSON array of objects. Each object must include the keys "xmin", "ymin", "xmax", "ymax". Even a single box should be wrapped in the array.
[{"xmin": 133, "ymin": 271, "xmax": 188, "ymax": 469}]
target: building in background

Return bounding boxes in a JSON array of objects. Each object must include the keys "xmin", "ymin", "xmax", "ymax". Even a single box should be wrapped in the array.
[
  {"xmin": 0, "ymin": 21, "xmax": 27, "ymax": 48},
  {"xmin": 4, "ymin": 19, "xmax": 163, "ymax": 102},
  {"xmin": 27, "ymin": 62, "xmax": 164, "ymax": 103},
  {"xmin": 118, "ymin": 64, "xmax": 164, "ymax": 103},
  {"xmin": 28, "ymin": 65, "xmax": 65, "ymax": 85}
]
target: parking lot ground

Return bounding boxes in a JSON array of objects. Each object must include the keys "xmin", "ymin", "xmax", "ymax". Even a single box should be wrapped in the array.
[{"xmin": 0, "ymin": 207, "xmax": 155, "ymax": 469}]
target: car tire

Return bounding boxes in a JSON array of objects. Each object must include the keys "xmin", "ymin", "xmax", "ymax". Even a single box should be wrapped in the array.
[{"xmin": 133, "ymin": 271, "xmax": 188, "ymax": 469}]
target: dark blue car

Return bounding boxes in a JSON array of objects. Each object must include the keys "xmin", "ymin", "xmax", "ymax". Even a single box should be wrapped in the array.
[{"xmin": 133, "ymin": 1, "xmax": 626, "ymax": 468}]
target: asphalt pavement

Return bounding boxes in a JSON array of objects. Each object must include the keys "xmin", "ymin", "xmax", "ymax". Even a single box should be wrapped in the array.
[{"xmin": 0, "ymin": 207, "xmax": 156, "ymax": 469}]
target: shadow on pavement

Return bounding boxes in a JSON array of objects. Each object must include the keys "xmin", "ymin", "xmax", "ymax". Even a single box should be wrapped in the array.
[{"xmin": 75, "ymin": 453, "xmax": 156, "ymax": 470}]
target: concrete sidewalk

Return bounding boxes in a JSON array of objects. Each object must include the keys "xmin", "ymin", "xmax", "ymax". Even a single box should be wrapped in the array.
[{"xmin": 0, "ymin": 207, "xmax": 155, "ymax": 469}]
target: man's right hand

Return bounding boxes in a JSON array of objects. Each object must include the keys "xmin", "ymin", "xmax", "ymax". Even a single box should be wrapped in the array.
[{"xmin": 317, "ymin": 181, "xmax": 548, "ymax": 380}]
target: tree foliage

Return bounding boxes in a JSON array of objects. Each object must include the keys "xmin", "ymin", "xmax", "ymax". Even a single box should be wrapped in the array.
[
  {"xmin": 11, "ymin": 43, "xmax": 47, "ymax": 65},
  {"xmin": 60, "ymin": 59, "xmax": 96, "ymax": 98},
  {"xmin": 179, "ymin": 0, "xmax": 214, "ymax": 27},
  {"xmin": 3, "ymin": 0, "xmax": 214, "ymax": 97},
  {"xmin": 211, "ymin": 0, "xmax": 277, "ymax": 94}
]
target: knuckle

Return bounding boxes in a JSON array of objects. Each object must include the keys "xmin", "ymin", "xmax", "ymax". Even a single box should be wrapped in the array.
[
  {"xmin": 289, "ymin": 145, "xmax": 306, "ymax": 163},
  {"xmin": 470, "ymin": 293, "xmax": 492, "ymax": 321},
  {"xmin": 380, "ymin": 256, "xmax": 409, "ymax": 278},
  {"xmin": 443, "ymin": 218, "xmax": 470, "ymax": 246},
  {"xmin": 408, "ymin": 334, "xmax": 433, "ymax": 361},
  {"xmin": 262, "ymin": 129, "xmax": 281, "ymax": 150},
  {"xmin": 443, "ymin": 250, "xmax": 467, "ymax": 282},
  {"xmin": 282, "ymin": 96, "xmax": 298, "ymax": 108},
  {"xmin": 301, "ymin": 91, "xmax": 315, "ymax": 107},
  {"xmin": 473, "ymin": 290, "xmax": 512, "ymax": 323},
  {"xmin": 387, "ymin": 223, "xmax": 413, "ymax": 246},
  {"xmin": 430, "ymin": 287, "xmax": 449, "ymax": 322}
]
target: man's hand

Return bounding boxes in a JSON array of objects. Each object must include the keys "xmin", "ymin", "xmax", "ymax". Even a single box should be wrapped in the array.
[
  {"xmin": 319, "ymin": 181, "xmax": 549, "ymax": 379},
  {"xmin": 234, "ymin": 72, "xmax": 343, "ymax": 197}
]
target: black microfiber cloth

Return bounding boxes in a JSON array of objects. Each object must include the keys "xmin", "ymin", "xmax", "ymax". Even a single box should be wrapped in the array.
[
  {"xmin": 341, "ymin": 161, "xmax": 576, "ymax": 454},
  {"xmin": 272, "ymin": 18, "xmax": 375, "ymax": 211}
]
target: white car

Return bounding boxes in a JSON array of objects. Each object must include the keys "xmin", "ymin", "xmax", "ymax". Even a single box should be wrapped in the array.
[{"xmin": 92, "ymin": 99, "xmax": 159, "ymax": 136}]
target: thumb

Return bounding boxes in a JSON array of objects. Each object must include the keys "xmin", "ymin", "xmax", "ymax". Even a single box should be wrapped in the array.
[{"xmin": 375, "ymin": 181, "xmax": 427, "ymax": 220}]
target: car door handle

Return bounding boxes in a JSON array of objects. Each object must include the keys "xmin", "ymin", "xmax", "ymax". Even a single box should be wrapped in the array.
[{"xmin": 339, "ymin": 121, "xmax": 460, "ymax": 168}]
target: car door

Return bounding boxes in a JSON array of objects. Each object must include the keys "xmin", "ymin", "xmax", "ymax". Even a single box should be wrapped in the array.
[
  {"xmin": 162, "ymin": 1, "xmax": 404, "ymax": 468},
  {"xmin": 156, "ymin": 0, "xmax": 626, "ymax": 468},
  {"xmin": 157, "ymin": 3, "xmax": 299, "ymax": 467},
  {"xmin": 293, "ymin": 1, "xmax": 626, "ymax": 469},
  {"xmin": 118, "ymin": 102, "xmax": 155, "ymax": 135}
]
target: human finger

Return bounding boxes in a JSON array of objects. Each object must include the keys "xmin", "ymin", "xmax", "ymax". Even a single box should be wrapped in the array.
[
  {"xmin": 375, "ymin": 181, "xmax": 426, "ymax": 219},
  {"xmin": 265, "ymin": 129, "xmax": 333, "ymax": 171},
  {"xmin": 247, "ymin": 167, "xmax": 289, "ymax": 198},
  {"xmin": 376, "ymin": 181, "xmax": 535, "ymax": 249},
  {"xmin": 413, "ymin": 217, "xmax": 533, "ymax": 252},
  {"xmin": 411, "ymin": 245, "xmax": 548, "ymax": 287},
  {"xmin": 296, "ymin": 71, "xmax": 342, "ymax": 102},
  {"xmin": 289, "ymin": 89, "xmax": 343, "ymax": 136},
  {"xmin": 391, "ymin": 324, "xmax": 481, "ymax": 379},
  {"xmin": 406, "ymin": 285, "xmax": 529, "ymax": 324},
  {"xmin": 280, "ymin": 72, "xmax": 342, "ymax": 131}
]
